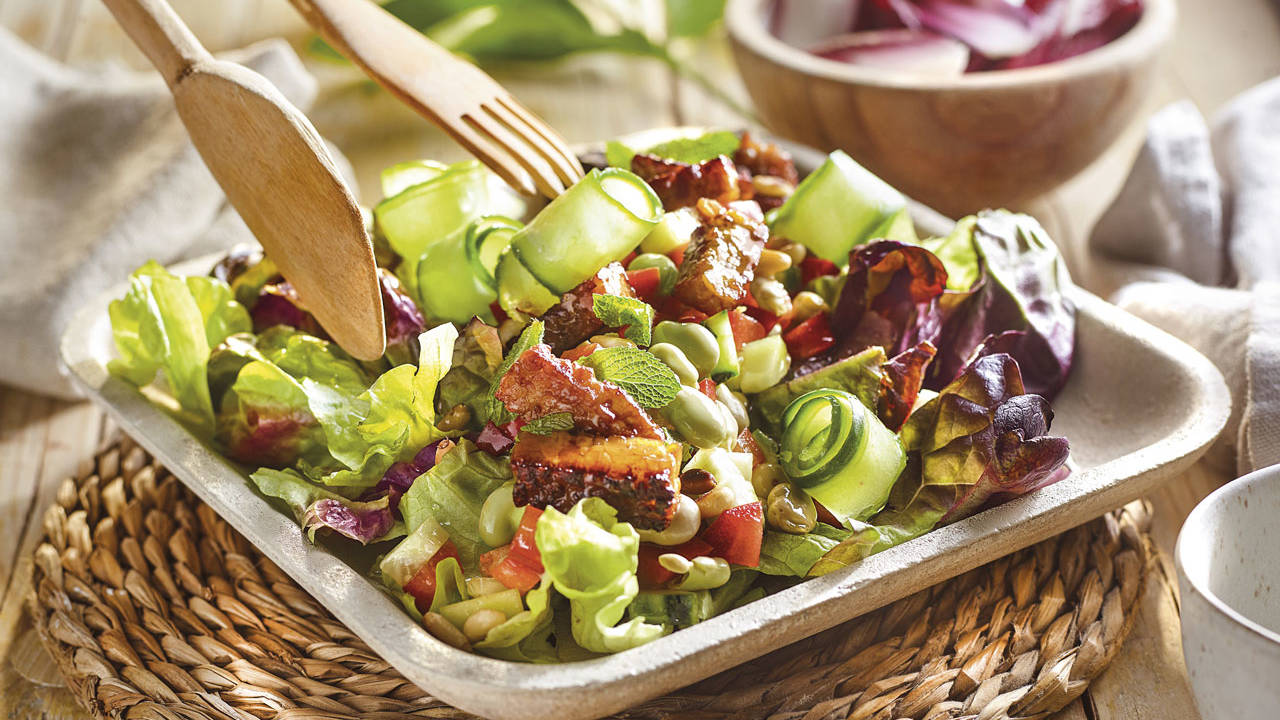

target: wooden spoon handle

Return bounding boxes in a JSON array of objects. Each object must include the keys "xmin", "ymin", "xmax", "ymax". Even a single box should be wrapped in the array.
[{"xmin": 99, "ymin": 0, "xmax": 212, "ymax": 86}]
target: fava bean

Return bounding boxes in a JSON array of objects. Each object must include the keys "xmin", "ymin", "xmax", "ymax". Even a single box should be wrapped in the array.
[
  {"xmin": 716, "ymin": 385, "xmax": 750, "ymax": 431},
  {"xmin": 663, "ymin": 386, "xmax": 735, "ymax": 449},
  {"xmin": 751, "ymin": 462, "xmax": 786, "ymax": 499},
  {"xmin": 478, "ymin": 484, "xmax": 522, "ymax": 547},
  {"xmin": 653, "ymin": 321, "xmax": 719, "ymax": 378},
  {"xmin": 766, "ymin": 482, "xmax": 817, "ymax": 534},
  {"xmin": 749, "ymin": 276, "xmax": 793, "ymax": 317},
  {"xmin": 649, "ymin": 343, "xmax": 699, "ymax": 386},
  {"xmin": 673, "ymin": 556, "xmax": 732, "ymax": 591},
  {"xmin": 628, "ymin": 253, "xmax": 678, "ymax": 294},
  {"xmin": 463, "ymin": 609, "xmax": 508, "ymax": 642}
]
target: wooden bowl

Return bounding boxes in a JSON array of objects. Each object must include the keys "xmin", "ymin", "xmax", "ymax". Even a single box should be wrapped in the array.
[{"xmin": 726, "ymin": 0, "xmax": 1176, "ymax": 217}]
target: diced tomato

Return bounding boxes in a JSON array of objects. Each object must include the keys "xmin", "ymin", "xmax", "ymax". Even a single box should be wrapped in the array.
[
  {"xmin": 508, "ymin": 506, "xmax": 544, "ymax": 572},
  {"xmin": 743, "ymin": 305, "xmax": 780, "ymax": 333},
  {"xmin": 783, "ymin": 312, "xmax": 836, "ymax": 359},
  {"xmin": 735, "ymin": 429, "xmax": 766, "ymax": 466},
  {"xmin": 668, "ymin": 243, "xmax": 688, "ymax": 267},
  {"xmin": 700, "ymin": 502, "xmax": 764, "ymax": 567},
  {"xmin": 402, "ymin": 540, "xmax": 460, "ymax": 613},
  {"xmin": 698, "ymin": 378, "xmax": 717, "ymax": 400},
  {"xmin": 626, "ymin": 267, "xmax": 662, "ymax": 303},
  {"xmin": 637, "ymin": 544, "xmax": 676, "ymax": 589},
  {"xmin": 488, "ymin": 301, "xmax": 509, "ymax": 325},
  {"xmin": 562, "ymin": 341, "xmax": 601, "ymax": 363},
  {"xmin": 800, "ymin": 256, "xmax": 840, "ymax": 285},
  {"xmin": 679, "ymin": 306, "xmax": 709, "ymax": 324},
  {"xmin": 484, "ymin": 507, "xmax": 544, "ymax": 592},
  {"xmin": 637, "ymin": 537, "xmax": 718, "ymax": 589},
  {"xmin": 727, "ymin": 309, "xmax": 766, "ymax": 351}
]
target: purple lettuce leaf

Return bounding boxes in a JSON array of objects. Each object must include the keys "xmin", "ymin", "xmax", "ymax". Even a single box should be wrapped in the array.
[
  {"xmin": 302, "ymin": 496, "xmax": 397, "ymax": 544},
  {"xmin": 810, "ymin": 352, "xmax": 1069, "ymax": 575},
  {"xmin": 926, "ymin": 210, "xmax": 1075, "ymax": 399},
  {"xmin": 379, "ymin": 268, "xmax": 428, "ymax": 366},
  {"xmin": 371, "ymin": 440, "xmax": 444, "ymax": 515},
  {"xmin": 877, "ymin": 340, "xmax": 938, "ymax": 431},
  {"xmin": 828, "ymin": 239, "xmax": 948, "ymax": 359}
]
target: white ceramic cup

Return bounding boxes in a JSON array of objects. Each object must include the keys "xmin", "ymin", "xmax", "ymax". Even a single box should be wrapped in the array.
[{"xmin": 1176, "ymin": 464, "xmax": 1280, "ymax": 718}]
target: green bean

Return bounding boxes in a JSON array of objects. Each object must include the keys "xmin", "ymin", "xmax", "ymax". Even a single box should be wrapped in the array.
[
  {"xmin": 627, "ymin": 253, "xmax": 678, "ymax": 295},
  {"xmin": 653, "ymin": 321, "xmax": 720, "ymax": 378},
  {"xmin": 649, "ymin": 343, "xmax": 699, "ymax": 386},
  {"xmin": 478, "ymin": 484, "xmax": 521, "ymax": 547},
  {"xmin": 662, "ymin": 386, "xmax": 734, "ymax": 449},
  {"xmin": 738, "ymin": 335, "xmax": 791, "ymax": 393}
]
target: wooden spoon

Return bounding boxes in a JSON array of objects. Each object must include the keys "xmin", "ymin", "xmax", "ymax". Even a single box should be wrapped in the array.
[{"xmin": 101, "ymin": 0, "xmax": 386, "ymax": 361}]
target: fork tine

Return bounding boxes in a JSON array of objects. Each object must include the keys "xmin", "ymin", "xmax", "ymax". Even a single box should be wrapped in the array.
[
  {"xmin": 495, "ymin": 95, "xmax": 584, "ymax": 182},
  {"xmin": 464, "ymin": 113, "xmax": 567, "ymax": 198},
  {"xmin": 484, "ymin": 100, "xmax": 583, "ymax": 188},
  {"xmin": 445, "ymin": 120, "xmax": 539, "ymax": 197}
]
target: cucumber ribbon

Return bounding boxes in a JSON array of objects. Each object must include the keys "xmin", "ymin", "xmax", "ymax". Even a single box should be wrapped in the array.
[
  {"xmin": 778, "ymin": 388, "xmax": 905, "ymax": 522},
  {"xmin": 497, "ymin": 168, "xmax": 663, "ymax": 316}
]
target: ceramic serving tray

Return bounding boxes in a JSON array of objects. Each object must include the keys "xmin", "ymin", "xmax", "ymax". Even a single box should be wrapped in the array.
[{"xmin": 60, "ymin": 139, "xmax": 1229, "ymax": 720}]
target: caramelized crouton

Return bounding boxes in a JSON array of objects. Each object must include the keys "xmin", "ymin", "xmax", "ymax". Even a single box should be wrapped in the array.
[
  {"xmin": 631, "ymin": 153, "xmax": 741, "ymax": 211},
  {"xmin": 539, "ymin": 262, "xmax": 635, "ymax": 353},
  {"xmin": 672, "ymin": 199, "xmax": 767, "ymax": 315},
  {"xmin": 495, "ymin": 344, "xmax": 663, "ymax": 440},
  {"xmin": 733, "ymin": 132, "xmax": 799, "ymax": 185},
  {"xmin": 511, "ymin": 432, "xmax": 681, "ymax": 530}
]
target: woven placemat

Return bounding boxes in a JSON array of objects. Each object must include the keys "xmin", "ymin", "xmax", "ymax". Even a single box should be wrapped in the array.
[{"xmin": 26, "ymin": 435, "xmax": 1153, "ymax": 720}]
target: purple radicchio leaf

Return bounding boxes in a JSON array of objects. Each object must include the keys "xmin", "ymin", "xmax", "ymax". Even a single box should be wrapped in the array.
[
  {"xmin": 302, "ymin": 495, "xmax": 395, "ymax": 544},
  {"xmin": 809, "ymin": 352, "xmax": 1069, "ymax": 575},
  {"xmin": 828, "ymin": 239, "xmax": 948, "ymax": 361},
  {"xmin": 370, "ymin": 439, "xmax": 444, "ymax": 514},
  {"xmin": 251, "ymin": 281, "xmax": 326, "ymax": 336},
  {"xmin": 927, "ymin": 210, "xmax": 1075, "ymax": 399},
  {"xmin": 379, "ymin": 268, "xmax": 428, "ymax": 366}
]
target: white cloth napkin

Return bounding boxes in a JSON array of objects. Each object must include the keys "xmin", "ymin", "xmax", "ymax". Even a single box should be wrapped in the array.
[
  {"xmin": 0, "ymin": 29, "xmax": 330, "ymax": 399},
  {"xmin": 1091, "ymin": 78, "xmax": 1280, "ymax": 475}
]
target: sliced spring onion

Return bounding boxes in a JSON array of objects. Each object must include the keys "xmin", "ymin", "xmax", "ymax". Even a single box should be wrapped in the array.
[
  {"xmin": 767, "ymin": 151, "xmax": 916, "ymax": 266},
  {"xmin": 778, "ymin": 389, "xmax": 905, "ymax": 522},
  {"xmin": 509, "ymin": 168, "xmax": 662, "ymax": 295}
]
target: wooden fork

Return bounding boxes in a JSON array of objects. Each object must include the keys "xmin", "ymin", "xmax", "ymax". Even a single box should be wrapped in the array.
[{"xmin": 289, "ymin": 0, "xmax": 586, "ymax": 198}]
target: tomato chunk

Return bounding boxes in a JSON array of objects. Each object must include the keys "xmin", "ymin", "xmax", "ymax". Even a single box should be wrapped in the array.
[
  {"xmin": 402, "ymin": 540, "xmax": 460, "ymax": 613},
  {"xmin": 700, "ymin": 502, "xmax": 763, "ymax": 567},
  {"xmin": 625, "ymin": 267, "xmax": 662, "ymax": 303},
  {"xmin": 483, "ymin": 507, "xmax": 545, "ymax": 592},
  {"xmin": 727, "ymin": 309, "xmax": 766, "ymax": 351},
  {"xmin": 799, "ymin": 255, "xmax": 839, "ymax": 285},
  {"xmin": 783, "ymin": 312, "xmax": 836, "ymax": 359}
]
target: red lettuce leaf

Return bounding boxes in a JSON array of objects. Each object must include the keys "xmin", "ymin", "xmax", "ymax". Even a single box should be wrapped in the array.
[
  {"xmin": 379, "ymin": 268, "xmax": 427, "ymax": 367},
  {"xmin": 302, "ymin": 496, "xmax": 396, "ymax": 544},
  {"xmin": 927, "ymin": 210, "xmax": 1075, "ymax": 399},
  {"xmin": 829, "ymin": 239, "xmax": 948, "ymax": 359},
  {"xmin": 878, "ymin": 340, "xmax": 937, "ymax": 431}
]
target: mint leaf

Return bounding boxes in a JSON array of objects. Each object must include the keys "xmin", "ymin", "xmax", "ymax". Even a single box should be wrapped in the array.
[
  {"xmin": 582, "ymin": 347, "xmax": 681, "ymax": 409},
  {"xmin": 644, "ymin": 131, "xmax": 741, "ymax": 165},
  {"xmin": 521, "ymin": 412, "xmax": 574, "ymax": 436},
  {"xmin": 486, "ymin": 320, "xmax": 545, "ymax": 423},
  {"xmin": 592, "ymin": 294, "xmax": 655, "ymax": 346}
]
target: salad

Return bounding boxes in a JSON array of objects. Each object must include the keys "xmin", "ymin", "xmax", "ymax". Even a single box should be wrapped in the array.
[{"xmin": 106, "ymin": 129, "xmax": 1074, "ymax": 662}]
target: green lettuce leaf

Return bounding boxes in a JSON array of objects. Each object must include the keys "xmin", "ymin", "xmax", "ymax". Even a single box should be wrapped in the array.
[
  {"xmin": 399, "ymin": 438, "xmax": 512, "ymax": 568},
  {"xmin": 248, "ymin": 467, "xmax": 401, "ymax": 544},
  {"xmin": 534, "ymin": 497, "xmax": 665, "ymax": 654},
  {"xmin": 108, "ymin": 261, "xmax": 250, "ymax": 432},
  {"xmin": 757, "ymin": 524, "xmax": 860, "ymax": 577}
]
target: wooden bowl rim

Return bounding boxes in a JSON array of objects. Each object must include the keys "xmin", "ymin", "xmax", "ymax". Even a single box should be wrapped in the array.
[{"xmin": 725, "ymin": 0, "xmax": 1176, "ymax": 91}]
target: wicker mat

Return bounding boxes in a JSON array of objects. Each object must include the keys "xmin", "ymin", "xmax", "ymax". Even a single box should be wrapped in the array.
[{"xmin": 26, "ymin": 435, "xmax": 1153, "ymax": 720}]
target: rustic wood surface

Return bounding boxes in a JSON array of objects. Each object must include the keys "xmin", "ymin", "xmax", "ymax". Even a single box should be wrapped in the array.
[{"xmin": 2, "ymin": 0, "xmax": 1279, "ymax": 718}]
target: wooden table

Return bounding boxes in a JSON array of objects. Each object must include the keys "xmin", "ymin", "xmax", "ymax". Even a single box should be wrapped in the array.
[{"xmin": 3, "ymin": 1, "xmax": 1279, "ymax": 717}]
